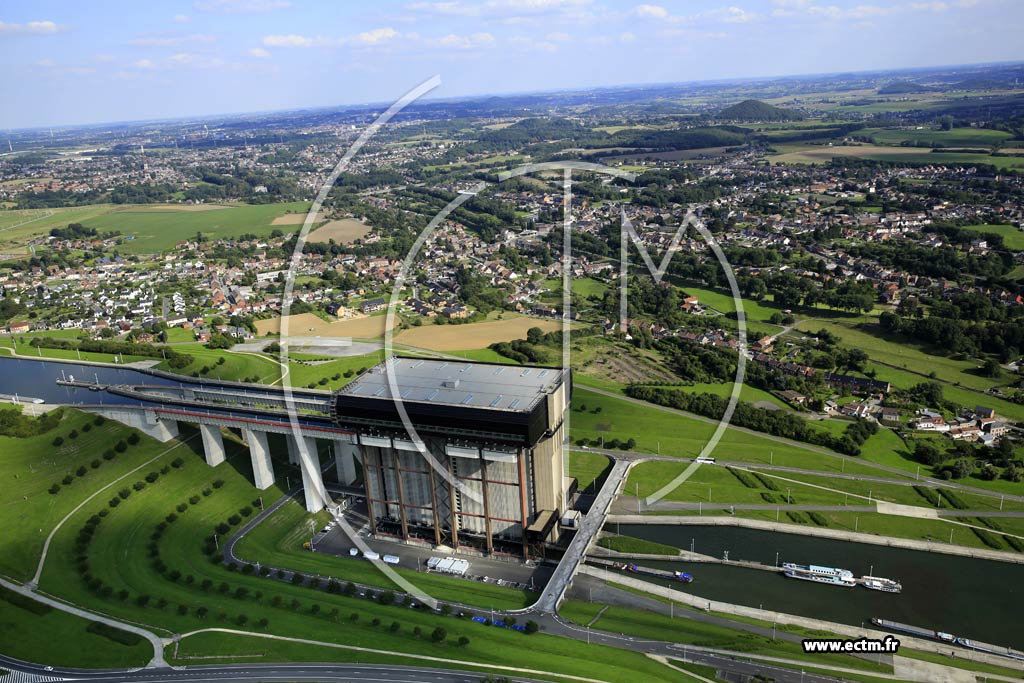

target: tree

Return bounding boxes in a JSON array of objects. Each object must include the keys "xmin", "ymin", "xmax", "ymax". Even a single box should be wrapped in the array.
[
  {"xmin": 951, "ymin": 459, "xmax": 974, "ymax": 479},
  {"xmin": 525, "ymin": 620, "xmax": 539, "ymax": 634},
  {"xmin": 390, "ymin": 621, "xmax": 401, "ymax": 633},
  {"xmin": 913, "ymin": 442, "xmax": 944, "ymax": 466},
  {"xmin": 526, "ymin": 326, "xmax": 545, "ymax": 345},
  {"xmin": 431, "ymin": 627, "xmax": 447, "ymax": 643},
  {"xmin": 981, "ymin": 358, "xmax": 1002, "ymax": 378},
  {"xmin": 457, "ymin": 636, "xmax": 470, "ymax": 647}
]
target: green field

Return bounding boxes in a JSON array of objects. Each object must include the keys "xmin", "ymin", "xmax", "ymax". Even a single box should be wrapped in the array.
[
  {"xmin": 673, "ymin": 382, "xmax": 789, "ymax": 411},
  {"xmin": 571, "ymin": 387, "xmax": 881, "ymax": 475},
  {"xmin": 769, "ymin": 143, "xmax": 1024, "ymax": 170},
  {"xmin": 792, "ymin": 319, "xmax": 999, "ymax": 394},
  {"xmin": 674, "ymin": 284, "xmax": 783, "ymax": 322},
  {"xmin": 963, "ymin": 223, "xmax": 1024, "ymax": 250},
  {"xmin": 154, "ymin": 347, "xmax": 284, "ymax": 384},
  {"xmin": 0, "ymin": 585, "xmax": 151, "ymax": 667},
  {"xmin": 0, "ymin": 408, "xmax": 195, "ymax": 581},
  {"xmin": 568, "ymin": 450, "xmax": 612, "ymax": 494},
  {"xmin": 0, "ymin": 204, "xmax": 124, "ymax": 249},
  {"xmin": 79, "ymin": 202, "xmax": 311, "ymax": 253},
  {"xmin": 20, "ymin": 422, "xmax": 682, "ymax": 681},
  {"xmin": 558, "ymin": 600, "xmax": 889, "ymax": 673},
  {"xmin": 860, "ymin": 127, "xmax": 1013, "ymax": 148}
]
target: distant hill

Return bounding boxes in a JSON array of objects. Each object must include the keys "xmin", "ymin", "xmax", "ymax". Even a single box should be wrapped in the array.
[
  {"xmin": 715, "ymin": 99, "xmax": 803, "ymax": 122},
  {"xmin": 878, "ymin": 81, "xmax": 934, "ymax": 95}
]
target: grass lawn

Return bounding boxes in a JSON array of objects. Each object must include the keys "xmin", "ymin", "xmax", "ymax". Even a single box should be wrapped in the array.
[
  {"xmin": 568, "ymin": 450, "xmax": 612, "ymax": 494},
  {"xmin": 0, "ymin": 337, "xmax": 153, "ymax": 365},
  {"xmin": 571, "ymin": 388, "xmax": 881, "ymax": 475},
  {"xmin": 287, "ymin": 351, "xmax": 386, "ymax": 390},
  {"xmin": 863, "ymin": 362, "xmax": 1024, "ymax": 423},
  {"xmin": 80, "ymin": 202, "xmax": 311, "ymax": 253},
  {"xmin": 674, "ymin": 284, "xmax": 782, "ymax": 322},
  {"xmin": 0, "ymin": 585, "xmax": 151, "ymax": 668},
  {"xmin": 164, "ymin": 327, "xmax": 197, "ymax": 343},
  {"xmin": 722, "ymin": 508, "xmax": 1023, "ymax": 553},
  {"xmin": 155, "ymin": 347, "xmax": 283, "ymax": 384},
  {"xmin": 30, "ymin": 427, "xmax": 681, "ymax": 681},
  {"xmin": 963, "ymin": 223, "xmax": 1024, "ymax": 250},
  {"xmin": 558, "ymin": 600, "xmax": 889, "ymax": 673},
  {"xmin": 672, "ymin": 382, "xmax": 789, "ymax": 411},
  {"xmin": 625, "ymin": 462, "xmax": 921, "ymax": 508},
  {"xmin": 792, "ymin": 319, "xmax": 1000, "ymax": 394},
  {"xmin": 0, "ymin": 408, "xmax": 195, "ymax": 581}
]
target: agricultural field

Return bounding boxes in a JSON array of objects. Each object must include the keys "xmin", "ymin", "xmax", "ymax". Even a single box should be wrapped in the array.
[
  {"xmin": 768, "ymin": 143, "xmax": 1024, "ymax": 169},
  {"xmin": 307, "ymin": 218, "xmax": 372, "ymax": 244},
  {"xmin": 0, "ymin": 204, "xmax": 124, "ymax": 249},
  {"xmin": 78, "ymin": 201, "xmax": 312, "ymax": 253},
  {"xmin": 255, "ymin": 312, "xmax": 396, "ymax": 340},
  {"xmin": 859, "ymin": 127, "xmax": 1014, "ymax": 148},
  {"xmin": 394, "ymin": 315, "xmax": 564, "ymax": 352}
]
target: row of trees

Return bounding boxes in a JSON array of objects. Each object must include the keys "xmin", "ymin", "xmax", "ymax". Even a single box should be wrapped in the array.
[{"xmin": 625, "ymin": 385, "xmax": 876, "ymax": 455}]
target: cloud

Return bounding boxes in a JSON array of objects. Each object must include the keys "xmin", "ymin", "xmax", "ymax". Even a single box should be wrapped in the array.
[
  {"xmin": 426, "ymin": 32, "xmax": 495, "ymax": 49},
  {"xmin": 132, "ymin": 58, "xmax": 156, "ymax": 69},
  {"xmin": 173, "ymin": 14, "xmax": 191, "ymax": 23},
  {"xmin": 194, "ymin": 0, "xmax": 291, "ymax": 13},
  {"xmin": 0, "ymin": 20, "xmax": 62, "ymax": 35},
  {"xmin": 407, "ymin": 0, "xmax": 591, "ymax": 19},
  {"xmin": 619, "ymin": 31, "xmax": 636, "ymax": 42},
  {"xmin": 773, "ymin": 2, "xmax": 893, "ymax": 19},
  {"xmin": 353, "ymin": 27, "xmax": 399, "ymax": 45},
  {"xmin": 247, "ymin": 46, "xmax": 271, "ymax": 58},
  {"xmin": 545, "ymin": 31, "xmax": 571, "ymax": 41},
  {"xmin": 262, "ymin": 34, "xmax": 315, "ymax": 47},
  {"xmin": 261, "ymin": 27, "xmax": 399, "ymax": 48},
  {"xmin": 128, "ymin": 33, "xmax": 217, "ymax": 47},
  {"xmin": 632, "ymin": 4, "xmax": 760, "ymax": 24},
  {"xmin": 722, "ymin": 6, "xmax": 758, "ymax": 22},
  {"xmin": 633, "ymin": 4, "xmax": 670, "ymax": 18}
]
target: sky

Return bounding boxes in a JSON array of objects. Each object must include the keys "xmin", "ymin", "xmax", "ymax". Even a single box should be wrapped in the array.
[{"xmin": 1, "ymin": 0, "xmax": 1022, "ymax": 129}]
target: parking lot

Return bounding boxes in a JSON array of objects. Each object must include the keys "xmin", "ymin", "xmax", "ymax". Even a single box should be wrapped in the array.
[{"xmin": 309, "ymin": 501, "xmax": 555, "ymax": 594}]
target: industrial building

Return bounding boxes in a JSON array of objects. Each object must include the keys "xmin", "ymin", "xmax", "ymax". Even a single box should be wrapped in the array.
[{"xmin": 331, "ymin": 357, "xmax": 572, "ymax": 556}]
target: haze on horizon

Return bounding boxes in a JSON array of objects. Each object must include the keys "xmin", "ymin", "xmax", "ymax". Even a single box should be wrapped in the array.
[{"xmin": 2, "ymin": 0, "xmax": 1023, "ymax": 130}]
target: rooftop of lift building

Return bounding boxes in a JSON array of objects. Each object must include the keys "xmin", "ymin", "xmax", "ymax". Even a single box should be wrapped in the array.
[{"xmin": 338, "ymin": 357, "xmax": 569, "ymax": 414}]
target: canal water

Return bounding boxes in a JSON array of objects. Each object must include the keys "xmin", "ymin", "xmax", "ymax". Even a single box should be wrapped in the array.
[
  {"xmin": 0, "ymin": 356, "xmax": 177, "ymax": 405},
  {"xmin": 614, "ymin": 523, "xmax": 1024, "ymax": 649}
]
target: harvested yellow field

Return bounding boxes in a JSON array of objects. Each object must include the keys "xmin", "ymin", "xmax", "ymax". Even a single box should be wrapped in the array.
[
  {"xmin": 307, "ymin": 218, "xmax": 371, "ymax": 244},
  {"xmin": 271, "ymin": 213, "xmax": 310, "ymax": 225},
  {"xmin": 255, "ymin": 312, "xmax": 397, "ymax": 339},
  {"xmin": 395, "ymin": 316, "xmax": 565, "ymax": 351}
]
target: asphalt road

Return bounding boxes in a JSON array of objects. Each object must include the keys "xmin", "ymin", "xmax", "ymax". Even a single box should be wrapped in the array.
[{"xmin": 0, "ymin": 655, "xmax": 532, "ymax": 683}]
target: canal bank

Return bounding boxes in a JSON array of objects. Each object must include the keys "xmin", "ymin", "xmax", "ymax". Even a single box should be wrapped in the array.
[
  {"xmin": 609, "ymin": 514, "xmax": 1024, "ymax": 564},
  {"xmin": 578, "ymin": 565, "xmax": 1024, "ymax": 675},
  {"xmin": 603, "ymin": 522, "xmax": 1024, "ymax": 651}
]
